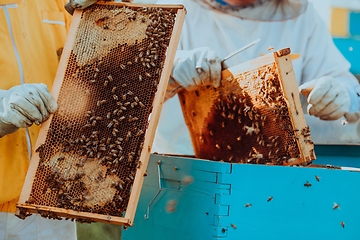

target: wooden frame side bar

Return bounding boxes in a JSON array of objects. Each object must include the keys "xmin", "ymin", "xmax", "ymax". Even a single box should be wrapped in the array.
[
  {"xmin": 274, "ymin": 52, "xmax": 316, "ymax": 164},
  {"xmin": 124, "ymin": 8, "xmax": 187, "ymax": 225}
]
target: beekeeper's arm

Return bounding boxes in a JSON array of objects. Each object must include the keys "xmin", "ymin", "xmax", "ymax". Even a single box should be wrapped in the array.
[
  {"xmin": 0, "ymin": 84, "xmax": 57, "ymax": 138},
  {"xmin": 166, "ymin": 47, "xmax": 222, "ymax": 99},
  {"xmin": 298, "ymin": 7, "xmax": 360, "ymax": 121}
]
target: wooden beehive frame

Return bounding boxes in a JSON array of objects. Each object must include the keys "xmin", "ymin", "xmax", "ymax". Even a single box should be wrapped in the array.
[
  {"xmin": 181, "ymin": 48, "xmax": 315, "ymax": 166},
  {"xmin": 15, "ymin": 2, "xmax": 186, "ymax": 226},
  {"xmin": 222, "ymin": 48, "xmax": 314, "ymax": 165},
  {"xmin": 221, "ymin": 48, "xmax": 315, "ymax": 165}
]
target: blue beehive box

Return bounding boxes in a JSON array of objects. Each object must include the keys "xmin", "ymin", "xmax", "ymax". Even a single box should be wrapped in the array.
[{"xmin": 123, "ymin": 145, "xmax": 360, "ymax": 239}]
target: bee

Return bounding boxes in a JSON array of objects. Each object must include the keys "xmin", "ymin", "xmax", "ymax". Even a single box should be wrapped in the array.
[
  {"xmin": 267, "ymin": 197, "xmax": 273, "ymax": 202},
  {"xmin": 215, "ymin": 144, "xmax": 221, "ymax": 150},
  {"xmin": 227, "ymin": 145, "xmax": 232, "ymax": 150},
  {"xmin": 315, "ymin": 175, "xmax": 320, "ymax": 182},
  {"xmin": 145, "ymin": 72, "xmax": 151, "ymax": 77},
  {"xmin": 139, "ymin": 75, "xmax": 142, "ymax": 81},
  {"xmin": 107, "ymin": 75, "xmax": 113, "ymax": 81},
  {"xmin": 304, "ymin": 181, "xmax": 311, "ymax": 187},
  {"xmin": 340, "ymin": 222, "xmax": 345, "ymax": 228},
  {"xmin": 333, "ymin": 203, "xmax": 340, "ymax": 210},
  {"xmin": 199, "ymin": 136, "xmax": 205, "ymax": 144},
  {"xmin": 244, "ymin": 204, "xmax": 251, "ymax": 207},
  {"xmin": 120, "ymin": 64, "xmax": 126, "ymax": 70},
  {"xmin": 238, "ymin": 117, "xmax": 241, "ymax": 124},
  {"xmin": 137, "ymin": 129, "xmax": 144, "ymax": 136},
  {"xmin": 221, "ymin": 122, "xmax": 225, "ymax": 128},
  {"xmin": 125, "ymin": 132, "xmax": 131, "ymax": 141}
]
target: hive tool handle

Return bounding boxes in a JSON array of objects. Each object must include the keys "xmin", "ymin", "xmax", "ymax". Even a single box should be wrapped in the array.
[{"xmin": 144, "ymin": 160, "xmax": 163, "ymax": 220}]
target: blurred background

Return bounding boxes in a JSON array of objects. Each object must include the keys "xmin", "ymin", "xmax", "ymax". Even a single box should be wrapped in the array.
[
  {"xmin": 311, "ymin": 0, "xmax": 360, "ymax": 81},
  {"xmin": 76, "ymin": 0, "xmax": 360, "ymax": 239}
]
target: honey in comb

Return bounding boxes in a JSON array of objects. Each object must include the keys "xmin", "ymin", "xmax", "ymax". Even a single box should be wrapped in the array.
[
  {"xmin": 179, "ymin": 59, "xmax": 314, "ymax": 165},
  {"xmin": 19, "ymin": 4, "xmax": 178, "ymax": 221}
]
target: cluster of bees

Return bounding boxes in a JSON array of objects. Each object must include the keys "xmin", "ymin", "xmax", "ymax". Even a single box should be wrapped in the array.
[
  {"xmin": 19, "ymin": 6, "xmax": 176, "ymax": 222},
  {"xmin": 194, "ymin": 64, "xmax": 310, "ymax": 165}
]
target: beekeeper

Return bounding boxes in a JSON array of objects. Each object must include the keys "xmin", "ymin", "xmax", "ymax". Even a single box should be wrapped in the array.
[
  {"xmin": 151, "ymin": 0, "xmax": 360, "ymax": 154},
  {"xmin": 0, "ymin": 0, "xmax": 76, "ymax": 239}
]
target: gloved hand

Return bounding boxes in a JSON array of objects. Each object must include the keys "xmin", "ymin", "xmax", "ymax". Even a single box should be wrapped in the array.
[
  {"xmin": 299, "ymin": 76, "xmax": 351, "ymax": 120},
  {"xmin": 64, "ymin": 0, "xmax": 98, "ymax": 15},
  {"xmin": 0, "ymin": 84, "xmax": 57, "ymax": 138},
  {"xmin": 68, "ymin": 0, "xmax": 98, "ymax": 10},
  {"xmin": 170, "ymin": 47, "xmax": 222, "ymax": 92}
]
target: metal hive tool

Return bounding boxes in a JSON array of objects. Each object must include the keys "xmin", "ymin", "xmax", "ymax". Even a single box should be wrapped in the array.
[
  {"xmin": 15, "ymin": 2, "xmax": 186, "ymax": 226},
  {"xmin": 179, "ymin": 48, "xmax": 316, "ymax": 166}
]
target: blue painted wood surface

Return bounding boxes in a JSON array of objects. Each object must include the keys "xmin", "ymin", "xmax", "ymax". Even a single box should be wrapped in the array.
[
  {"xmin": 122, "ymin": 145, "xmax": 360, "ymax": 240},
  {"xmin": 333, "ymin": 38, "xmax": 360, "ymax": 75},
  {"xmin": 350, "ymin": 12, "xmax": 360, "ymax": 37}
]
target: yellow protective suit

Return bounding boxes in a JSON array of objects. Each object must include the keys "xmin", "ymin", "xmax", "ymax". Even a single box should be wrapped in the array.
[{"xmin": 0, "ymin": 0, "xmax": 70, "ymax": 213}]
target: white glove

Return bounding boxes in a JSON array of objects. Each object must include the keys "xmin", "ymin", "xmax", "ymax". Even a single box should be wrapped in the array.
[
  {"xmin": 299, "ymin": 76, "xmax": 351, "ymax": 120},
  {"xmin": 0, "ymin": 84, "xmax": 57, "ymax": 138},
  {"xmin": 170, "ymin": 47, "xmax": 222, "ymax": 91}
]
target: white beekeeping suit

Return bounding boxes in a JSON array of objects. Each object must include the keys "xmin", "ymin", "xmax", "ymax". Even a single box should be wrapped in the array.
[{"xmin": 153, "ymin": 0, "xmax": 360, "ymax": 155}]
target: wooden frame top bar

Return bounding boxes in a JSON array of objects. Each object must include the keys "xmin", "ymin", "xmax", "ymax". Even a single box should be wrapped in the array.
[{"xmin": 96, "ymin": 1, "xmax": 186, "ymax": 10}]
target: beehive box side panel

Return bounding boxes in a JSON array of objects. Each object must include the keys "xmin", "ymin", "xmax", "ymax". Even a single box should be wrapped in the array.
[
  {"xmin": 18, "ymin": 11, "xmax": 83, "ymax": 205},
  {"xmin": 124, "ymin": 8, "xmax": 187, "ymax": 224},
  {"xmin": 274, "ymin": 54, "xmax": 316, "ymax": 163}
]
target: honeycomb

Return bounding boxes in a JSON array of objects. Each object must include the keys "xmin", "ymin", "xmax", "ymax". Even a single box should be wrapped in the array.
[
  {"xmin": 179, "ymin": 56, "xmax": 315, "ymax": 165},
  {"xmin": 17, "ymin": 4, "xmax": 180, "ymax": 222}
]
